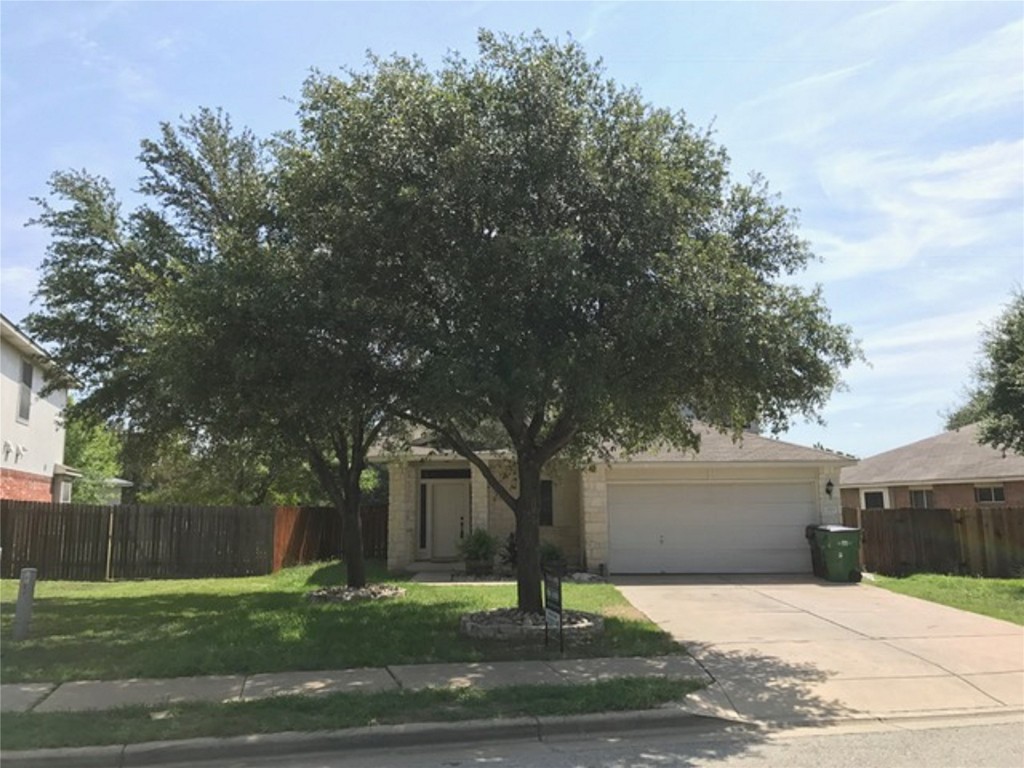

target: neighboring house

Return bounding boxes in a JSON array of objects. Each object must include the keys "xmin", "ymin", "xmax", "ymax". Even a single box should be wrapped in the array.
[
  {"xmin": 840, "ymin": 424, "xmax": 1024, "ymax": 510},
  {"xmin": 381, "ymin": 428, "xmax": 854, "ymax": 575},
  {"xmin": 0, "ymin": 314, "xmax": 74, "ymax": 502}
]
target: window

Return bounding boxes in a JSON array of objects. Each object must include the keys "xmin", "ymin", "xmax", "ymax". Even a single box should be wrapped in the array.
[
  {"xmin": 974, "ymin": 486, "xmax": 1006, "ymax": 504},
  {"xmin": 909, "ymin": 489, "xmax": 934, "ymax": 509},
  {"xmin": 59, "ymin": 480, "xmax": 73, "ymax": 503},
  {"xmin": 862, "ymin": 491, "xmax": 886, "ymax": 509},
  {"xmin": 540, "ymin": 480, "xmax": 554, "ymax": 526},
  {"xmin": 17, "ymin": 359, "xmax": 32, "ymax": 422}
]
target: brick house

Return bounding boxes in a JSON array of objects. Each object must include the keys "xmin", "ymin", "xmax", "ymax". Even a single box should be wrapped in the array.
[
  {"xmin": 840, "ymin": 424, "xmax": 1024, "ymax": 510},
  {"xmin": 0, "ymin": 314, "xmax": 73, "ymax": 502}
]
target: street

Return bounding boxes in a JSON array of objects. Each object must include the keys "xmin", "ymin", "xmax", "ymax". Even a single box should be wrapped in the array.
[{"xmin": 179, "ymin": 715, "xmax": 1023, "ymax": 768}]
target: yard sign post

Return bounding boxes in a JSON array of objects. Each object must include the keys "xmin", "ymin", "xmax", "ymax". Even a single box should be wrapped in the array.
[{"xmin": 543, "ymin": 566, "xmax": 564, "ymax": 652}]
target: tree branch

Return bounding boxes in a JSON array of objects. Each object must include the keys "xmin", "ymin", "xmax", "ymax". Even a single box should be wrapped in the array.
[{"xmin": 394, "ymin": 410, "xmax": 519, "ymax": 511}]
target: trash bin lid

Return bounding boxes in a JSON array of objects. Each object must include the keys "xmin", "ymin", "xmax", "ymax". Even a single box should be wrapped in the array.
[{"xmin": 817, "ymin": 525, "xmax": 860, "ymax": 532}]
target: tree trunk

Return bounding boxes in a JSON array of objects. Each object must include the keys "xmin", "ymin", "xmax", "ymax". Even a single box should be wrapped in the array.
[
  {"xmin": 340, "ymin": 468, "xmax": 367, "ymax": 588},
  {"xmin": 307, "ymin": 442, "xmax": 368, "ymax": 589},
  {"xmin": 514, "ymin": 459, "xmax": 544, "ymax": 613}
]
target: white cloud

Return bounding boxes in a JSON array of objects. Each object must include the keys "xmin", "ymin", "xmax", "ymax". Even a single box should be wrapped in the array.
[
  {"xmin": 802, "ymin": 140, "xmax": 1023, "ymax": 283},
  {"xmin": 0, "ymin": 265, "xmax": 37, "ymax": 289}
]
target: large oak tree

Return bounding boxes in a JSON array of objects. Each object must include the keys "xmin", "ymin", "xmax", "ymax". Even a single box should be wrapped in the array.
[{"xmin": 295, "ymin": 32, "xmax": 860, "ymax": 611}]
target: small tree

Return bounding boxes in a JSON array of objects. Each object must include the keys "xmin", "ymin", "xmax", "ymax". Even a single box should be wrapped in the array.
[{"xmin": 62, "ymin": 406, "xmax": 122, "ymax": 504}]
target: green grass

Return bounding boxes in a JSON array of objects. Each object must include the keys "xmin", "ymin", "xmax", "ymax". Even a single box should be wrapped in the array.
[
  {"xmin": 0, "ymin": 677, "xmax": 702, "ymax": 752},
  {"xmin": 0, "ymin": 561, "xmax": 681, "ymax": 683},
  {"xmin": 872, "ymin": 574, "xmax": 1024, "ymax": 625}
]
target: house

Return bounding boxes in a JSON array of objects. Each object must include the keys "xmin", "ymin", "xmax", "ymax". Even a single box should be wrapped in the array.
[
  {"xmin": 382, "ymin": 428, "xmax": 854, "ymax": 575},
  {"xmin": 840, "ymin": 424, "xmax": 1024, "ymax": 510},
  {"xmin": 0, "ymin": 314, "xmax": 74, "ymax": 502}
]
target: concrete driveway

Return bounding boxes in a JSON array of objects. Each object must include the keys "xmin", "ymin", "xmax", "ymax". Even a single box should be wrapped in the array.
[{"xmin": 615, "ymin": 575, "xmax": 1024, "ymax": 725}]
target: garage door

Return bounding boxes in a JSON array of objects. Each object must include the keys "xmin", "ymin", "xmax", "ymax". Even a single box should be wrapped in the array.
[{"xmin": 607, "ymin": 483, "xmax": 818, "ymax": 574}]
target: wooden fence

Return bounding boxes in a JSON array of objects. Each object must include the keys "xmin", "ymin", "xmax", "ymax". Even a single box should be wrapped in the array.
[
  {"xmin": 0, "ymin": 500, "xmax": 388, "ymax": 581},
  {"xmin": 842, "ymin": 507, "xmax": 1024, "ymax": 578},
  {"xmin": 272, "ymin": 505, "xmax": 388, "ymax": 571}
]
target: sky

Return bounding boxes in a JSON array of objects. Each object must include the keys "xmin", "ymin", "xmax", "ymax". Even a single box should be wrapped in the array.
[{"xmin": 1, "ymin": 1, "xmax": 1021, "ymax": 459}]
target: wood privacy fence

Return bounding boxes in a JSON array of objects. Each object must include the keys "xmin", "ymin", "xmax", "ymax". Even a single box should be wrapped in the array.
[
  {"xmin": 842, "ymin": 507, "xmax": 1024, "ymax": 578},
  {"xmin": 0, "ymin": 501, "xmax": 388, "ymax": 581}
]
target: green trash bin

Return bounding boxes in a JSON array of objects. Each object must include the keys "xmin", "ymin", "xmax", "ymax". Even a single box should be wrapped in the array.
[{"xmin": 813, "ymin": 525, "xmax": 862, "ymax": 583}]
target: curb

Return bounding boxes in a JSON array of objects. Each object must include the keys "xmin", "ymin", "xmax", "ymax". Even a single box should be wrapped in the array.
[{"xmin": 0, "ymin": 708, "xmax": 742, "ymax": 768}]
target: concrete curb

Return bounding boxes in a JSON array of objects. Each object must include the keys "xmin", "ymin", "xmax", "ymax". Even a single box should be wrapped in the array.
[{"xmin": 0, "ymin": 708, "xmax": 740, "ymax": 768}]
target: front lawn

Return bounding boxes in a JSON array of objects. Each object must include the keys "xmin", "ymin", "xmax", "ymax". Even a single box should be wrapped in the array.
[
  {"xmin": 0, "ymin": 561, "xmax": 681, "ymax": 682},
  {"xmin": 871, "ymin": 574, "xmax": 1024, "ymax": 625},
  {"xmin": 0, "ymin": 677, "xmax": 702, "ymax": 751}
]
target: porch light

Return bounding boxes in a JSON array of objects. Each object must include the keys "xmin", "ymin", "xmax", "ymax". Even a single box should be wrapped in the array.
[{"xmin": 825, "ymin": 479, "xmax": 834, "ymax": 498}]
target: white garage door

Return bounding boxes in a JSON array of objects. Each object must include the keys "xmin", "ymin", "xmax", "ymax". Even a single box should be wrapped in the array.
[{"xmin": 607, "ymin": 483, "xmax": 819, "ymax": 574}]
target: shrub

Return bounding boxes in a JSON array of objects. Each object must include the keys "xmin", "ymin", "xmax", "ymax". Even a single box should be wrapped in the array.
[
  {"xmin": 458, "ymin": 528, "xmax": 500, "ymax": 562},
  {"xmin": 500, "ymin": 534, "xmax": 565, "ymax": 568}
]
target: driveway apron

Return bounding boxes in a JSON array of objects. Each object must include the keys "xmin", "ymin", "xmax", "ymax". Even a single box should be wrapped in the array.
[{"xmin": 615, "ymin": 575, "xmax": 1024, "ymax": 724}]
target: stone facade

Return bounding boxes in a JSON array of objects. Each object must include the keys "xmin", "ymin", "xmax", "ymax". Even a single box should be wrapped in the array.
[
  {"xmin": 579, "ymin": 464, "xmax": 608, "ymax": 573},
  {"xmin": 386, "ymin": 462, "xmax": 418, "ymax": 571},
  {"xmin": 385, "ymin": 459, "xmax": 585, "ymax": 571}
]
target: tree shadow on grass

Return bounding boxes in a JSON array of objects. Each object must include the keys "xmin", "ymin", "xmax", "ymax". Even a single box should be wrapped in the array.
[{"xmin": 0, "ymin": 583, "xmax": 677, "ymax": 684}]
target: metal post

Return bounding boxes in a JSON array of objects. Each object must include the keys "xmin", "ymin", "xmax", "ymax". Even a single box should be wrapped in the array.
[{"xmin": 13, "ymin": 567, "xmax": 37, "ymax": 641}]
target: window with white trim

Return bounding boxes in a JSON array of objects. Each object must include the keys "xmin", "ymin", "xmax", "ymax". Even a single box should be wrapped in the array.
[
  {"xmin": 17, "ymin": 359, "xmax": 32, "ymax": 422},
  {"xmin": 974, "ymin": 486, "xmax": 1005, "ymax": 504},
  {"xmin": 861, "ymin": 489, "xmax": 888, "ymax": 509}
]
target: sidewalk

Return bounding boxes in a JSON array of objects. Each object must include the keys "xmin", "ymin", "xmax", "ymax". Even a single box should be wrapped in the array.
[{"xmin": 1, "ymin": 655, "xmax": 729, "ymax": 715}]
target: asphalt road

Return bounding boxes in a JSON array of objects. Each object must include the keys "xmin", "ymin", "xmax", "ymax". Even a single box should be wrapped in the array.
[{"xmin": 176, "ymin": 716, "xmax": 1023, "ymax": 768}]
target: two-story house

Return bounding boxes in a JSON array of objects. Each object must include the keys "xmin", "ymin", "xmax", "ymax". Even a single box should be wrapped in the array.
[{"xmin": 0, "ymin": 314, "xmax": 73, "ymax": 502}]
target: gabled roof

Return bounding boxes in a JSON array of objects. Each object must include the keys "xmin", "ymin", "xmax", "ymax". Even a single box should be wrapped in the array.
[
  {"xmin": 840, "ymin": 424, "xmax": 1024, "ymax": 486},
  {"xmin": 376, "ymin": 425, "xmax": 854, "ymax": 466},
  {"xmin": 0, "ymin": 313, "xmax": 52, "ymax": 362},
  {"xmin": 615, "ymin": 427, "xmax": 854, "ymax": 465}
]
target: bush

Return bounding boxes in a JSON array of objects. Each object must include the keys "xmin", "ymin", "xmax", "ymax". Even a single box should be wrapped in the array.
[
  {"xmin": 540, "ymin": 541, "xmax": 566, "ymax": 567},
  {"xmin": 500, "ymin": 532, "xmax": 517, "ymax": 567},
  {"xmin": 499, "ymin": 534, "xmax": 565, "ymax": 568},
  {"xmin": 458, "ymin": 528, "xmax": 500, "ymax": 562}
]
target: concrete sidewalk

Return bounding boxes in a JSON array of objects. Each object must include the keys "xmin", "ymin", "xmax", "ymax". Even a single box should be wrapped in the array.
[{"xmin": 1, "ymin": 655, "xmax": 727, "ymax": 715}]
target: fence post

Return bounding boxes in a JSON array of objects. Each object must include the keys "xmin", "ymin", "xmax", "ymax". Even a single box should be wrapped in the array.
[
  {"xmin": 104, "ymin": 507, "xmax": 116, "ymax": 581},
  {"xmin": 14, "ymin": 567, "xmax": 37, "ymax": 641}
]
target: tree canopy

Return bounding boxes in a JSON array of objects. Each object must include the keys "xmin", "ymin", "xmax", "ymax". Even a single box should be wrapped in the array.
[
  {"xmin": 27, "ymin": 31, "xmax": 858, "ymax": 608},
  {"xmin": 291, "ymin": 31, "xmax": 859, "ymax": 609},
  {"xmin": 946, "ymin": 291, "xmax": 1024, "ymax": 454}
]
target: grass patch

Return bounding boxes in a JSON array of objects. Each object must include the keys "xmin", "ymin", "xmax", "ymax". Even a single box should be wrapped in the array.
[
  {"xmin": 0, "ymin": 561, "xmax": 681, "ymax": 682},
  {"xmin": 872, "ymin": 574, "xmax": 1024, "ymax": 625},
  {"xmin": 0, "ymin": 677, "xmax": 702, "ymax": 752}
]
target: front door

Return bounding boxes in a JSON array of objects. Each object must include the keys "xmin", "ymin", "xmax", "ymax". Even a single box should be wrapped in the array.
[{"xmin": 431, "ymin": 483, "xmax": 469, "ymax": 560}]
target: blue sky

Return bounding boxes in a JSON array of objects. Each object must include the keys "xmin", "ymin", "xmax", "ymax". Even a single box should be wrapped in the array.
[{"xmin": 2, "ymin": 1, "xmax": 1021, "ymax": 459}]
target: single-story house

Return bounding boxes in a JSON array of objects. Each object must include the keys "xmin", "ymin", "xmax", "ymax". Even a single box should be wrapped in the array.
[
  {"xmin": 840, "ymin": 424, "xmax": 1024, "ymax": 510},
  {"xmin": 382, "ymin": 428, "xmax": 854, "ymax": 575}
]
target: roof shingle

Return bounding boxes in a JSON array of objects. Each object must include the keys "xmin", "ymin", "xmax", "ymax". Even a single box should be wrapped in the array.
[{"xmin": 840, "ymin": 424, "xmax": 1024, "ymax": 486}]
